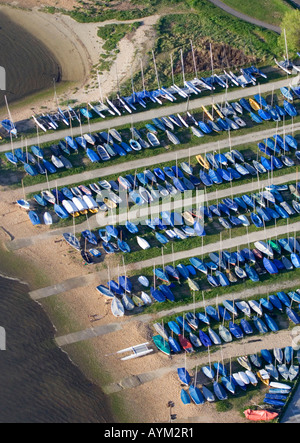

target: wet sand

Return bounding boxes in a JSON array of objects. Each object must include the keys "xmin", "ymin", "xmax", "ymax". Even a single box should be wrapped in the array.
[
  {"xmin": 0, "ymin": 4, "xmax": 102, "ymax": 120},
  {"xmin": 0, "ymin": 5, "xmax": 160, "ymax": 123},
  {"xmin": 0, "ymin": 10, "xmax": 61, "ymax": 108},
  {"xmin": 0, "ymin": 273, "xmax": 114, "ymax": 423}
]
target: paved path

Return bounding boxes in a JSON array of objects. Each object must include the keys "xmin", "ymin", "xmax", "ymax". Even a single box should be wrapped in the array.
[
  {"xmin": 55, "ymin": 278, "xmax": 299, "ymax": 347},
  {"xmin": 23, "ymin": 121, "xmax": 300, "ymax": 195},
  {"xmin": 8, "ymin": 159, "xmax": 300, "ymax": 253},
  {"xmin": 207, "ymin": 0, "xmax": 281, "ymax": 33},
  {"xmin": 127, "ymin": 220, "xmax": 300, "ymax": 272},
  {"xmin": 8, "ymin": 162, "xmax": 300, "ymax": 253},
  {"xmin": 0, "ymin": 77, "xmax": 295, "ymax": 154},
  {"xmin": 28, "ymin": 219, "xmax": 300, "ymax": 301},
  {"xmin": 102, "ymin": 330, "xmax": 292, "ymax": 394}
]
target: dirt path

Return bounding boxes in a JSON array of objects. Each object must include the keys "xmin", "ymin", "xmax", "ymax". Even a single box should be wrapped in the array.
[
  {"xmin": 206, "ymin": 0, "xmax": 281, "ymax": 34},
  {"xmin": 102, "ymin": 329, "xmax": 293, "ymax": 394},
  {"xmin": 20, "ymin": 120, "xmax": 300, "ymax": 196},
  {"xmin": 1, "ymin": 76, "xmax": 296, "ymax": 153},
  {"xmin": 96, "ymin": 15, "xmax": 159, "ymax": 100},
  {"xmin": 25, "ymin": 218, "xmax": 300, "ymax": 301}
]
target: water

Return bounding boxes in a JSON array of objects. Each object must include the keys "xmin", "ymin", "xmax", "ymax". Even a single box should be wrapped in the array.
[
  {"xmin": 0, "ymin": 11, "xmax": 60, "ymax": 107},
  {"xmin": 0, "ymin": 275, "xmax": 113, "ymax": 423}
]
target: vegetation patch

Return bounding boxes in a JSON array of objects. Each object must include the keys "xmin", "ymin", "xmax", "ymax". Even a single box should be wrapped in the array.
[
  {"xmin": 97, "ymin": 22, "xmax": 141, "ymax": 73},
  {"xmin": 221, "ymin": 0, "xmax": 293, "ymax": 26}
]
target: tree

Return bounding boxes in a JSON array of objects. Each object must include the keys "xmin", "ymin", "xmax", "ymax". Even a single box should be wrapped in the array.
[{"xmin": 278, "ymin": 9, "xmax": 300, "ymax": 57}]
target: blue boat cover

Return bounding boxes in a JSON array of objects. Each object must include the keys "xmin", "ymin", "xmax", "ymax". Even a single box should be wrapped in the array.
[{"xmin": 177, "ymin": 368, "xmax": 191, "ymax": 385}]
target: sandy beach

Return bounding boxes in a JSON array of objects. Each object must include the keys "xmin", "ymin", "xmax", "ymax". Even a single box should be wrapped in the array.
[
  {"xmin": 0, "ymin": 3, "xmax": 159, "ymax": 122},
  {"xmin": 0, "ymin": 1, "xmax": 298, "ymax": 424},
  {"xmin": 0, "ymin": 183, "xmax": 297, "ymax": 423}
]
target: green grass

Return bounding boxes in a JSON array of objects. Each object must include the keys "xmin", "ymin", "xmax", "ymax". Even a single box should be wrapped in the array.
[
  {"xmin": 42, "ymin": 1, "xmax": 187, "ymax": 23},
  {"xmin": 43, "ymin": 0, "xmax": 282, "ymax": 96},
  {"xmin": 121, "ymin": 3, "xmax": 280, "ymax": 95},
  {"xmin": 2, "ymin": 83, "xmax": 299, "ymax": 190},
  {"xmin": 221, "ymin": 0, "xmax": 293, "ymax": 26},
  {"xmin": 97, "ymin": 22, "xmax": 141, "ymax": 52},
  {"xmin": 127, "ymin": 230, "xmax": 300, "ymax": 314},
  {"xmin": 97, "ymin": 22, "xmax": 142, "ymax": 73}
]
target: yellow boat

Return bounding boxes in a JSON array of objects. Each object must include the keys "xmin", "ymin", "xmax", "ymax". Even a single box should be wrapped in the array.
[
  {"xmin": 257, "ymin": 370, "xmax": 270, "ymax": 386},
  {"xmin": 132, "ymin": 295, "xmax": 144, "ymax": 307},
  {"xmin": 196, "ymin": 154, "xmax": 210, "ymax": 170},
  {"xmin": 89, "ymin": 208, "xmax": 99, "ymax": 214},
  {"xmin": 187, "ymin": 277, "xmax": 200, "ymax": 291},
  {"xmin": 212, "ymin": 104, "xmax": 224, "ymax": 119},
  {"xmin": 71, "ymin": 212, "xmax": 80, "ymax": 218},
  {"xmin": 202, "ymin": 105, "xmax": 214, "ymax": 121},
  {"xmin": 104, "ymin": 198, "xmax": 117, "ymax": 209},
  {"xmin": 79, "ymin": 210, "xmax": 89, "ymax": 216},
  {"xmin": 225, "ymin": 269, "xmax": 238, "ymax": 283},
  {"xmin": 249, "ymin": 98, "xmax": 261, "ymax": 111}
]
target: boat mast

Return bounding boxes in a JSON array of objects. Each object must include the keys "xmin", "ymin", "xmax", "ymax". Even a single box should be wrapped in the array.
[
  {"xmin": 130, "ymin": 65, "xmax": 135, "ymax": 98},
  {"xmin": 97, "ymin": 72, "xmax": 104, "ymax": 104},
  {"xmin": 140, "ymin": 58, "xmax": 146, "ymax": 94},
  {"xmin": 190, "ymin": 40, "xmax": 198, "ymax": 80},
  {"xmin": 194, "ymin": 365, "xmax": 198, "ymax": 388},
  {"xmin": 210, "ymin": 42, "xmax": 214, "ymax": 78},
  {"xmin": 284, "ymin": 28, "xmax": 289, "ymax": 63},
  {"xmin": 180, "ymin": 49, "xmax": 186, "ymax": 86},
  {"xmin": 152, "ymin": 50, "xmax": 161, "ymax": 90},
  {"xmin": 161, "ymin": 247, "xmax": 165, "ymax": 273},
  {"xmin": 53, "ymin": 77, "xmax": 59, "ymax": 108},
  {"xmin": 170, "ymin": 53, "xmax": 175, "ymax": 86}
]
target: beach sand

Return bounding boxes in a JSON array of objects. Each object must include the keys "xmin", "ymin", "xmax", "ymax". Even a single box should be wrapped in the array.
[
  {"xmin": 0, "ymin": 186, "xmax": 294, "ymax": 423},
  {"xmin": 0, "ymin": 0, "xmax": 78, "ymax": 10},
  {"xmin": 0, "ymin": 4, "xmax": 159, "ymax": 122},
  {"xmin": 0, "ymin": 3, "xmax": 295, "ymax": 424}
]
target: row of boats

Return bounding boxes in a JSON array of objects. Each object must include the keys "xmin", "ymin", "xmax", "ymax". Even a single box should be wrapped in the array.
[
  {"xmin": 72, "ymin": 182, "xmax": 300, "ymax": 258},
  {"xmin": 152, "ymin": 287, "xmax": 300, "ymax": 355},
  {"xmin": 175, "ymin": 346, "xmax": 299, "ymax": 406},
  {"xmin": 147, "ymin": 233, "xmax": 300, "ymax": 292},
  {"xmin": 4, "ymin": 100, "xmax": 251, "ymax": 175},
  {"xmin": 20, "ymin": 128, "xmax": 299, "ymax": 227},
  {"xmin": 6, "ymin": 83, "xmax": 298, "ymax": 178},
  {"xmin": 1, "ymin": 65, "xmax": 269, "ymax": 138},
  {"xmin": 57, "ymin": 179, "xmax": 300, "ymax": 263},
  {"xmin": 92, "ymin": 231, "xmax": 300, "ymax": 318}
]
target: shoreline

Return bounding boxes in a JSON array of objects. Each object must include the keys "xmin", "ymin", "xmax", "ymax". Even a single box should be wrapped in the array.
[
  {"xmin": 0, "ymin": 161, "xmax": 298, "ymax": 423},
  {"xmin": 0, "ymin": 210, "xmax": 253, "ymax": 423},
  {"xmin": 0, "ymin": 239, "xmax": 118, "ymax": 423},
  {"xmin": 0, "ymin": 4, "xmax": 160, "ymax": 123},
  {"xmin": 0, "ymin": 3, "xmax": 299, "ymax": 424},
  {"xmin": 0, "ymin": 4, "xmax": 101, "ymax": 121}
]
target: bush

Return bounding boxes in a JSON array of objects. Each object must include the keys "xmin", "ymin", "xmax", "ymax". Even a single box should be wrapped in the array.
[{"xmin": 215, "ymin": 400, "xmax": 233, "ymax": 412}]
